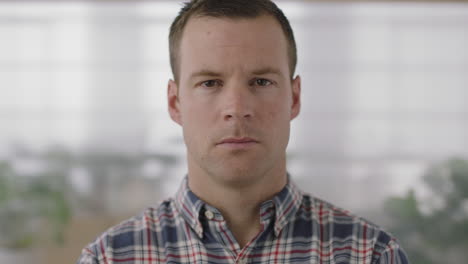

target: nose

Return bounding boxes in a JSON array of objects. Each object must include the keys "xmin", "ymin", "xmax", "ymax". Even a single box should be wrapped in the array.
[{"xmin": 221, "ymin": 86, "xmax": 253, "ymax": 121}]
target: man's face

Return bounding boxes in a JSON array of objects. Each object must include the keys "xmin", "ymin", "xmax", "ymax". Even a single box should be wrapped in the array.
[{"xmin": 168, "ymin": 15, "xmax": 301, "ymax": 187}]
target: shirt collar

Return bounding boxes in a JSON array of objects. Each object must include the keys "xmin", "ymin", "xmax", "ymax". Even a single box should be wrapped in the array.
[
  {"xmin": 270, "ymin": 179, "xmax": 303, "ymax": 236},
  {"xmin": 174, "ymin": 177, "xmax": 205, "ymax": 237},
  {"xmin": 174, "ymin": 174, "xmax": 303, "ymax": 238}
]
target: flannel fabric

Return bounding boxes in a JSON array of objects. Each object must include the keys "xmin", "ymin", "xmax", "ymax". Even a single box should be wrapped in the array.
[{"xmin": 77, "ymin": 177, "xmax": 409, "ymax": 264}]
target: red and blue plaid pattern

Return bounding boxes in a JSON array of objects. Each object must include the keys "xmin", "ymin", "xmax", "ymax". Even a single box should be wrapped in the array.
[{"xmin": 77, "ymin": 177, "xmax": 408, "ymax": 263}]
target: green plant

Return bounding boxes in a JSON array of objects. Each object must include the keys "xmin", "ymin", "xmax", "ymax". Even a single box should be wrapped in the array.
[
  {"xmin": 0, "ymin": 160, "xmax": 71, "ymax": 249},
  {"xmin": 385, "ymin": 158, "xmax": 468, "ymax": 264}
]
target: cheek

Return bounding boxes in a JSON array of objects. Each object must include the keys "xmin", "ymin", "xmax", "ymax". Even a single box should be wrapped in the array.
[
  {"xmin": 261, "ymin": 99, "xmax": 292, "ymax": 144},
  {"xmin": 264, "ymin": 97, "xmax": 291, "ymax": 123},
  {"xmin": 180, "ymin": 102, "xmax": 213, "ymax": 145},
  {"xmin": 180, "ymin": 99, "xmax": 210, "ymax": 123}
]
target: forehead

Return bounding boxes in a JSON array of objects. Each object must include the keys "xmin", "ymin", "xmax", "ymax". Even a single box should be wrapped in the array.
[{"xmin": 178, "ymin": 15, "xmax": 290, "ymax": 78}]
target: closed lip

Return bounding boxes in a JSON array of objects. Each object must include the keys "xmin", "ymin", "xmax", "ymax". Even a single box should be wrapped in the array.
[{"xmin": 217, "ymin": 137, "xmax": 259, "ymax": 144}]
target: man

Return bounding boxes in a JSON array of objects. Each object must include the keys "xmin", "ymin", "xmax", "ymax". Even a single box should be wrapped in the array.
[{"xmin": 77, "ymin": 0, "xmax": 409, "ymax": 263}]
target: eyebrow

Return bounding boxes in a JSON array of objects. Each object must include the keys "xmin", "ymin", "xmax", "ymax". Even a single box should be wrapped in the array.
[
  {"xmin": 189, "ymin": 67, "xmax": 283, "ymax": 80},
  {"xmin": 189, "ymin": 70, "xmax": 223, "ymax": 80},
  {"xmin": 251, "ymin": 67, "xmax": 283, "ymax": 76}
]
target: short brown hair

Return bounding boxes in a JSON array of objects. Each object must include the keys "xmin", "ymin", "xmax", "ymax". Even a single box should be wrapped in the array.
[{"xmin": 169, "ymin": 0, "xmax": 297, "ymax": 81}]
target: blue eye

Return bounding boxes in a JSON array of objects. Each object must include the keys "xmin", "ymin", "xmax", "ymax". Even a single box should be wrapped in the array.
[
  {"xmin": 201, "ymin": 80, "xmax": 221, "ymax": 88},
  {"xmin": 254, "ymin": 78, "xmax": 272, "ymax": 86}
]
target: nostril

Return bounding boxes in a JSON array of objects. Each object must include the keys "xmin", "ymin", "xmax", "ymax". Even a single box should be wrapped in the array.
[{"xmin": 223, "ymin": 111, "xmax": 252, "ymax": 120}]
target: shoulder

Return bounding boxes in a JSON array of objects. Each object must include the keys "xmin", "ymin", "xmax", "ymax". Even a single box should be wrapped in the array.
[
  {"xmin": 301, "ymin": 193, "xmax": 388, "ymax": 235},
  {"xmin": 76, "ymin": 198, "xmax": 179, "ymax": 263},
  {"xmin": 299, "ymin": 193, "xmax": 408, "ymax": 263}
]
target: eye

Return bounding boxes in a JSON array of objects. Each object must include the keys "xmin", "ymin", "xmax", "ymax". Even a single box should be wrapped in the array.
[
  {"xmin": 253, "ymin": 78, "xmax": 273, "ymax": 87},
  {"xmin": 200, "ymin": 80, "xmax": 222, "ymax": 88}
]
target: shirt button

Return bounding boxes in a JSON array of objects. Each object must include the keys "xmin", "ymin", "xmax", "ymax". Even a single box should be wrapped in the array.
[{"xmin": 204, "ymin": 210, "xmax": 214, "ymax": 220}]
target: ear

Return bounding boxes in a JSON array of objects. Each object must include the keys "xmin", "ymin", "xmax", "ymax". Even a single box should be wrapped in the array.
[
  {"xmin": 290, "ymin": 75, "xmax": 301, "ymax": 120},
  {"xmin": 168, "ymin": 79, "xmax": 182, "ymax": 125}
]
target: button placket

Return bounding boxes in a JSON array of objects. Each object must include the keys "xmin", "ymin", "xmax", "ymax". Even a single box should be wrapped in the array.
[
  {"xmin": 196, "ymin": 225, "xmax": 203, "ymax": 234},
  {"xmin": 236, "ymin": 258, "xmax": 248, "ymax": 264}
]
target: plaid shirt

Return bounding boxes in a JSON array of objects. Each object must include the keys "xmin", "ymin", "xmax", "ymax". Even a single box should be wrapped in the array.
[{"xmin": 77, "ymin": 177, "xmax": 409, "ymax": 263}]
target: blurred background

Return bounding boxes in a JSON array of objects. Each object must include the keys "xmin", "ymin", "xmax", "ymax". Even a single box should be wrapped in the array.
[{"xmin": 0, "ymin": 0, "xmax": 467, "ymax": 263}]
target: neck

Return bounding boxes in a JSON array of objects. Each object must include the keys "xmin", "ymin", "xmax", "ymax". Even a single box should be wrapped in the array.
[{"xmin": 188, "ymin": 159, "xmax": 287, "ymax": 248}]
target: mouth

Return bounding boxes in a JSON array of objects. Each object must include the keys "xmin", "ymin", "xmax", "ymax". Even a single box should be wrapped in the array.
[{"xmin": 216, "ymin": 137, "xmax": 259, "ymax": 149}]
